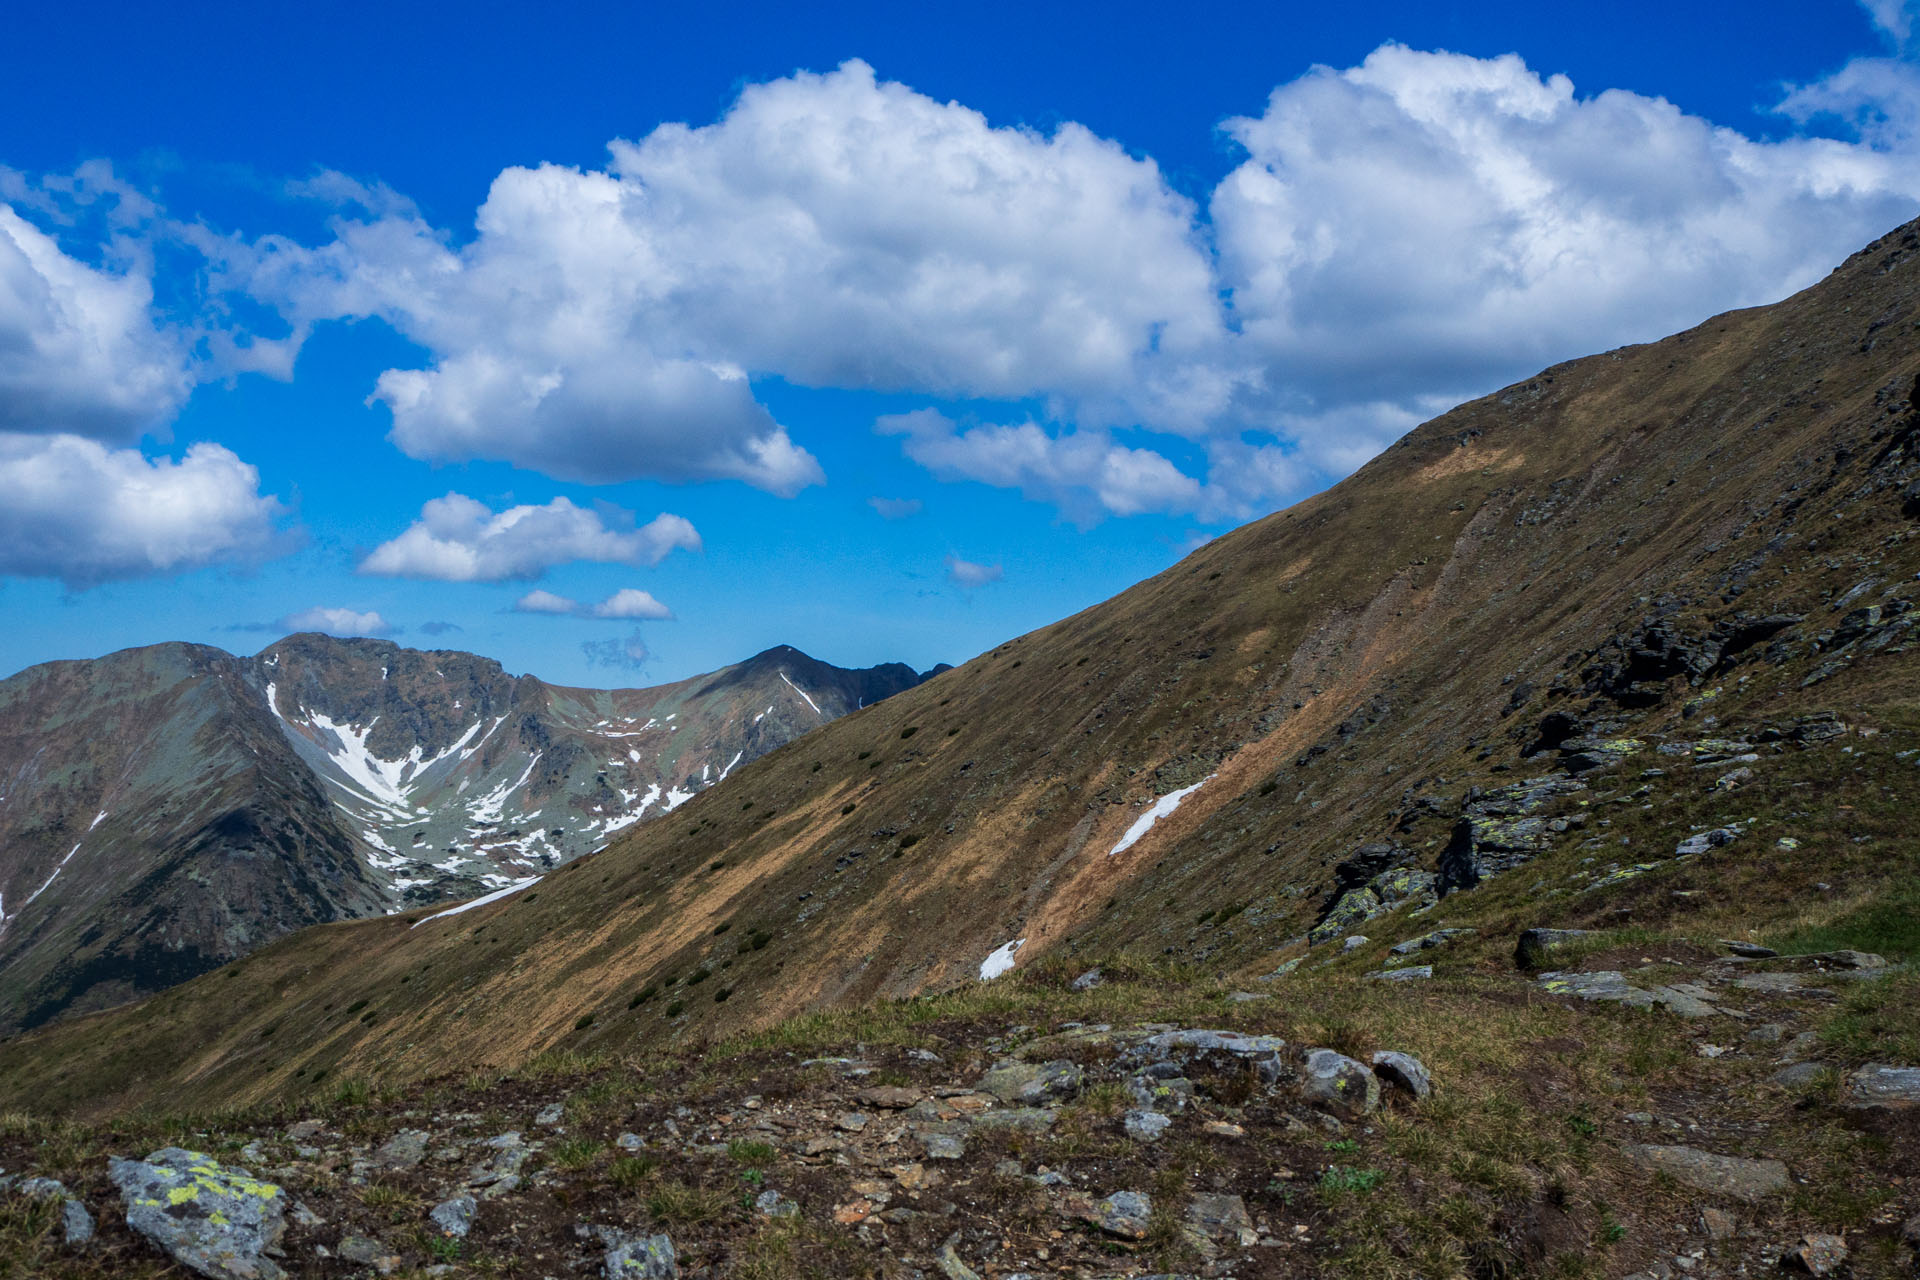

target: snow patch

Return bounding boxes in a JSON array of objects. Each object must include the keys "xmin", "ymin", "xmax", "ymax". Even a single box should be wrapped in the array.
[
  {"xmin": 718, "ymin": 749, "xmax": 744, "ymax": 781},
  {"xmin": 1108, "ymin": 776, "xmax": 1214, "ymax": 856},
  {"xmin": 411, "ymin": 876, "xmax": 542, "ymax": 926},
  {"xmin": 88, "ymin": 810, "xmax": 108, "ymax": 830},
  {"xmin": 780, "ymin": 672, "xmax": 822, "ymax": 715},
  {"xmin": 979, "ymin": 939, "xmax": 1024, "ymax": 980},
  {"xmin": 22, "ymin": 842, "xmax": 83, "ymax": 908}
]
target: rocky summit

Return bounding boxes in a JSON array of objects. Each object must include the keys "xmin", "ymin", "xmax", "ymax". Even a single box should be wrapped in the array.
[{"xmin": 4, "ymin": 220, "xmax": 1920, "ymax": 1277}]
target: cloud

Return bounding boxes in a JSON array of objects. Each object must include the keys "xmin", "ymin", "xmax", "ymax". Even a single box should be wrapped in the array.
[
  {"xmin": 880, "ymin": 407, "xmax": 1319, "ymax": 523},
  {"xmin": 512, "ymin": 586, "xmax": 673, "ymax": 619},
  {"xmin": 417, "ymin": 620, "xmax": 463, "ymax": 636},
  {"xmin": 360, "ymin": 493, "xmax": 700, "ymax": 581},
  {"xmin": 1210, "ymin": 45, "xmax": 1920, "ymax": 428},
  {"xmin": 1860, "ymin": 0, "xmax": 1917, "ymax": 45},
  {"xmin": 581, "ymin": 630, "xmax": 650, "ymax": 670},
  {"xmin": 0, "ymin": 433, "xmax": 285, "ymax": 587},
  {"xmin": 590, "ymin": 587, "xmax": 672, "ymax": 619},
  {"xmin": 945, "ymin": 554, "xmax": 1003, "ymax": 589},
  {"xmin": 868, "ymin": 496, "xmax": 923, "ymax": 520},
  {"xmin": 198, "ymin": 49, "xmax": 1920, "ymax": 523},
  {"xmin": 275, "ymin": 606, "xmax": 395, "ymax": 638},
  {"xmin": 212, "ymin": 60, "xmax": 1229, "ymax": 486},
  {"xmin": 513, "ymin": 588, "xmax": 579, "ymax": 614},
  {"xmin": 0, "ymin": 203, "xmax": 190, "ymax": 442}
]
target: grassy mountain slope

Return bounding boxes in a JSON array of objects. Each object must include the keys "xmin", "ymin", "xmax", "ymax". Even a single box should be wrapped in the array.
[{"xmin": 4, "ymin": 216, "xmax": 1919, "ymax": 1130}]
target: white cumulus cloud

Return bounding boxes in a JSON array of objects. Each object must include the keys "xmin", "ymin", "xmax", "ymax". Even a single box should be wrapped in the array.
[
  {"xmin": 360, "ymin": 494, "xmax": 701, "ymax": 582},
  {"xmin": 276, "ymin": 606, "xmax": 394, "ymax": 638},
  {"xmin": 0, "ymin": 204, "xmax": 191, "ymax": 442},
  {"xmin": 205, "ymin": 49, "xmax": 1920, "ymax": 524},
  {"xmin": 0, "ymin": 433, "xmax": 284, "ymax": 587},
  {"xmin": 1210, "ymin": 45, "xmax": 1920, "ymax": 427}
]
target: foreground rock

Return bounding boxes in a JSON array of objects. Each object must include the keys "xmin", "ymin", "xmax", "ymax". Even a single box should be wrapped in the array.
[
  {"xmin": 1626, "ymin": 1144, "xmax": 1791, "ymax": 1203},
  {"xmin": 108, "ymin": 1148, "xmax": 287, "ymax": 1279},
  {"xmin": 597, "ymin": 1226, "xmax": 677, "ymax": 1278}
]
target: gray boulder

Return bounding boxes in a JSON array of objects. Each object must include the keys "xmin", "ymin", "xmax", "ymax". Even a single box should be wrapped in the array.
[
  {"xmin": 1079, "ymin": 1190, "xmax": 1152, "ymax": 1238},
  {"xmin": 1299, "ymin": 1048, "xmax": 1379, "ymax": 1118},
  {"xmin": 1848, "ymin": 1063, "xmax": 1920, "ymax": 1106},
  {"xmin": 1625, "ymin": 1144, "xmax": 1789, "ymax": 1202},
  {"xmin": 62, "ymin": 1198, "xmax": 95, "ymax": 1245},
  {"xmin": 1674, "ymin": 826, "xmax": 1742, "ymax": 857},
  {"xmin": 109, "ymin": 1148, "xmax": 287, "ymax": 1280},
  {"xmin": 1515, "ymin": 928, "xmax": 1596, "ymax": 969},
  {"xmin": 1371, "ymin": 1051, "xmax": 1433, "ymax": 1100},
  {"xmin": 1123, "ymin": 1110, "xmax": 1172, "ymax": 1141},
  {"xmin": 428, "ymin": 1194, "xmax": 477, "ymax": 1238}
]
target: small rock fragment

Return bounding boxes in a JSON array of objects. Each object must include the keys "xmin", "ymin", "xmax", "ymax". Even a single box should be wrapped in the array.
[
  {"xmin": 1123, "ymin": 1110, "xmax": 1172, "ymax": 1141},
  {"xmin": 935, "ymin": 1243, "xmax": 982, "ymax": 1280},
  {"xmin": 428, "ymin": 1194, "xmax": 476, "ymax": 1239},
  {"xmin": 1185, "ymin": 1192, "xmax": 1256, "ymax": 1246},
  {"xmin": 1785, "ymin": 1233, "xmax": 1847, "ymax": 1276},
  {"xmin": 1079, "ymin": 1190, "xmax": 1152, "ymax": 1239}
]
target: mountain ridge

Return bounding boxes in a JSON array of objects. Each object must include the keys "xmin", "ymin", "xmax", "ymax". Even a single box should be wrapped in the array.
[{"xmin": 0, "ymin": 635, "xmax": 936, "ymax": 1033}]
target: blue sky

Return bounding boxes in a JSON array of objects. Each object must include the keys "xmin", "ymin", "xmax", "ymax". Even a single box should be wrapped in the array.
[{"xmin": 3, "ymin": 0, "xmax": 1918, "ymax": 687}]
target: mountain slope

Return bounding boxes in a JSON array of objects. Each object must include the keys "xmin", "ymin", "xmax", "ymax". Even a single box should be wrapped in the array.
[
  {"xmin": 5, "ymin": 215, "xmax": 1919, "ymax": 1117},
  {"xmin": 0, "ymin": 643, "xmax": 385, "ymax": 1033},
  {"xmin": 0, "ymin": 638, "xmax": 931, "ymax": 1033}
]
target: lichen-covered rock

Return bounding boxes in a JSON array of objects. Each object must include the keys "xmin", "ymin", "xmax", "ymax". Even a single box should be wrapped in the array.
[
  {"xmin": 598, "ymin": 1227, "xmax": 677, "ymax": 1278},
  {"xmin": 1536, "ymin": 970, "xmax": 1655, "ymax": 1008},
  {"xmin": 1299, "ymin": 1049, "xmax": 1379, "ymax": 1118},
  {"xmin": 1390, "ymin": 927, "xmax": 1475, "ymax": 956},
  {"xmin": 374, "ymin": 1129, "xmax": 429, "ymax": 1170},
  {"xmin": 1514, "ymin": 928, "xmax": 1596, "ymax": 969},
  {"xmin": 1309, "ymin": 887, "xmax": 1381, "ymax": 944},
  {"xmin": 109, "ymin": 1148, "xmax": 287, "ymax": 1280},
  {"xmin": 1786, "ymin": 1232, "xmax": 1848, "ymax": 1276},
  {"xmin": 753, "ymin": 1189, "xmax": 799, "ymax": 1218},
  {"xmin": 977, "ymin": 1058, "xmax": 1083, "ymax": 1105},
  {"xmin": 62, "ymin": 1197, "xmax": 95, "ymax": 1245},
  {"xmin": 1365, "ymin": 965, "xmax": 1432, "ymax": 981}
]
